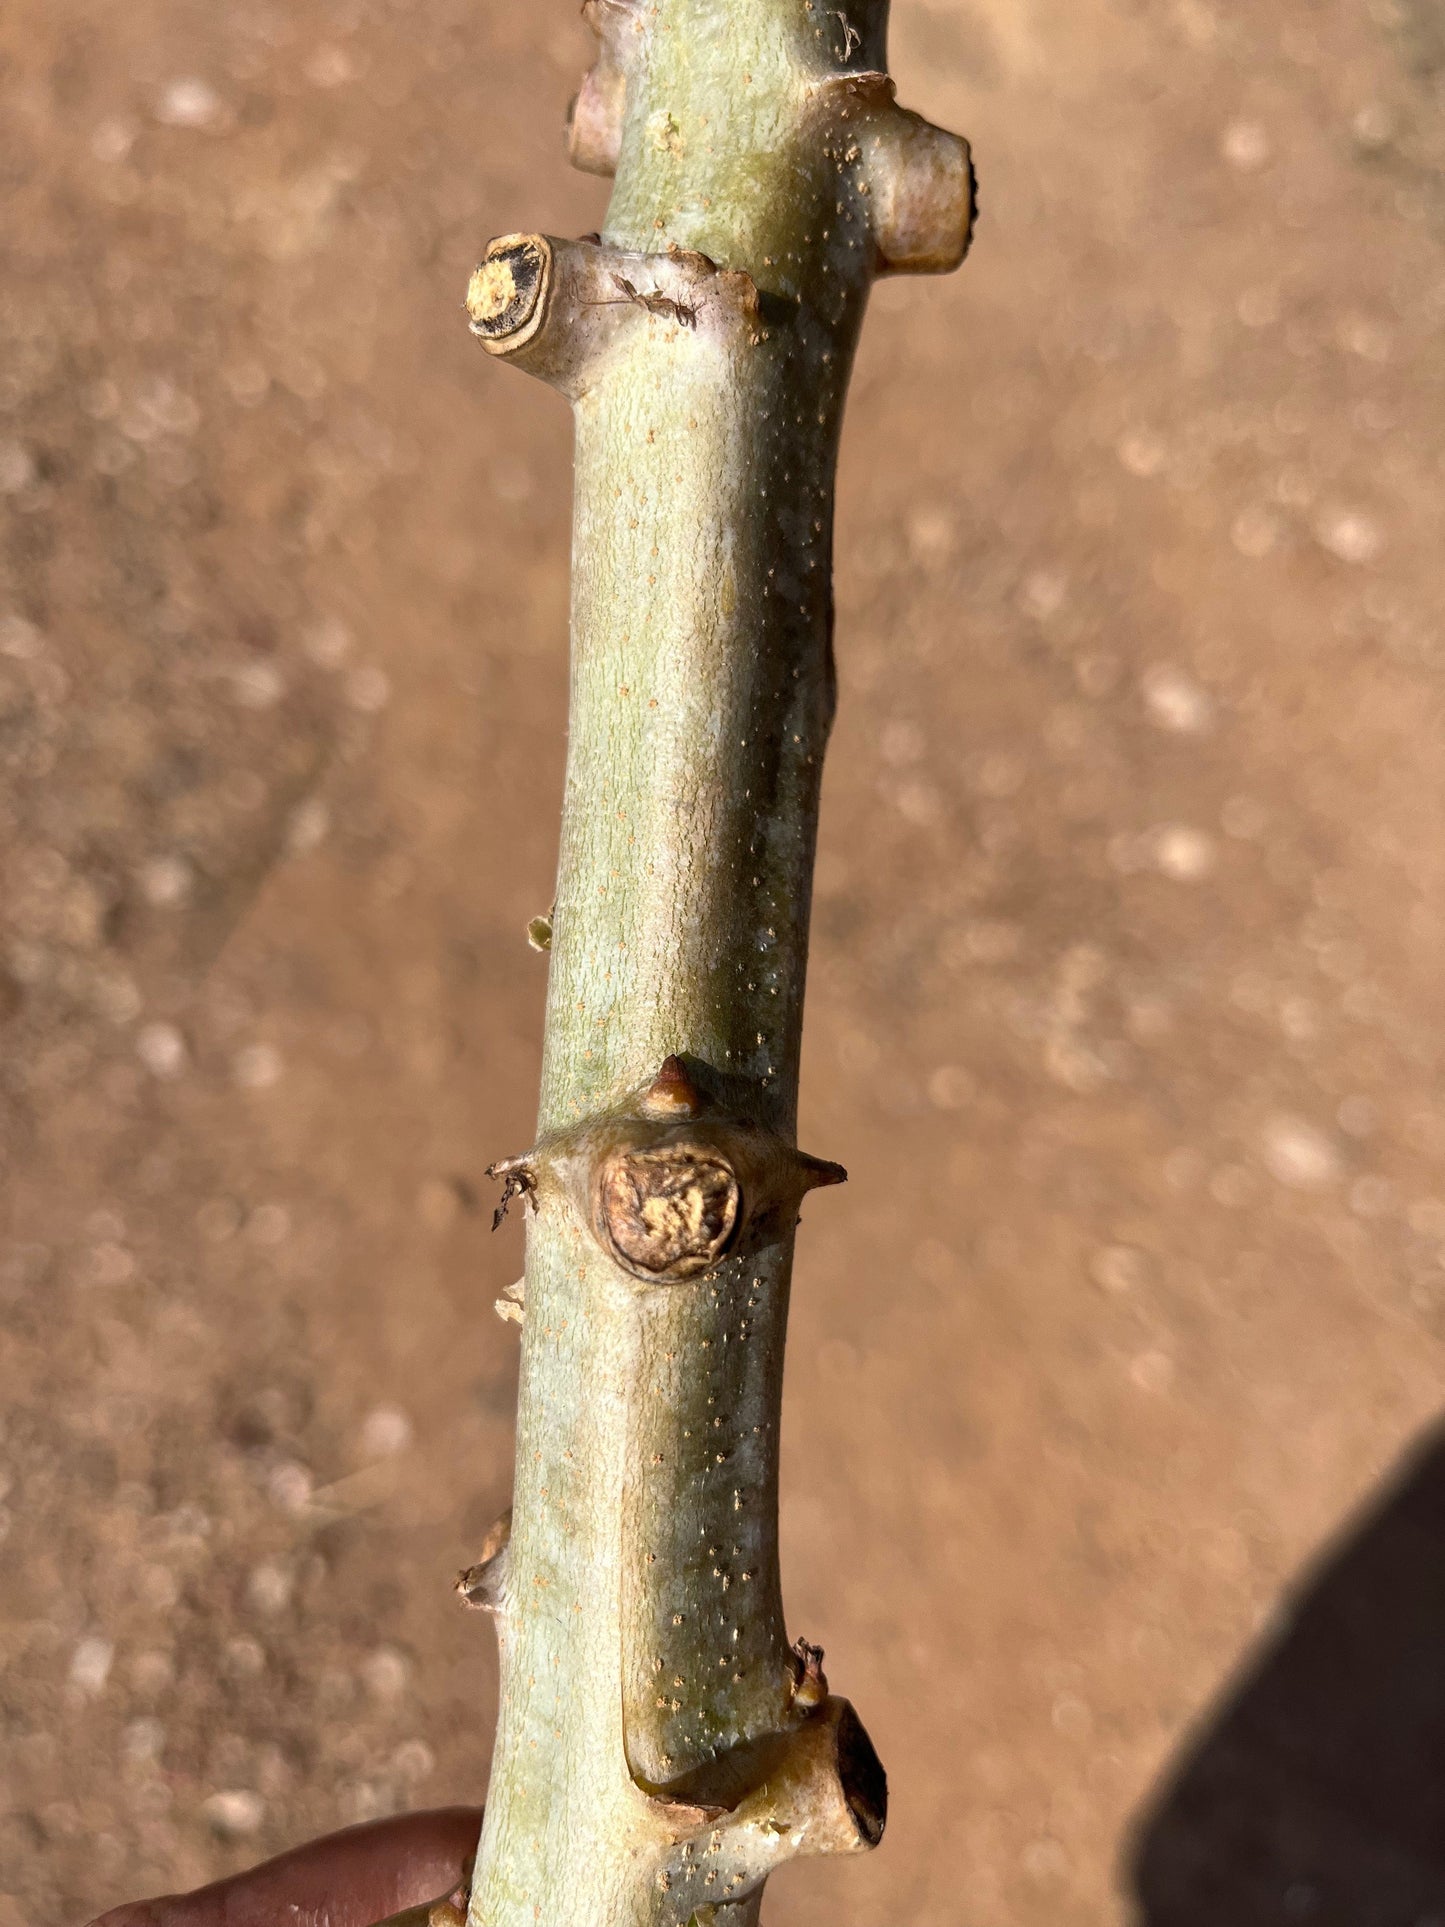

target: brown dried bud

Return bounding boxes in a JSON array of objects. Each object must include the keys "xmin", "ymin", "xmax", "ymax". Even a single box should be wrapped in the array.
[
  {"xmin": 790, "ymin": 1636, "xmax": 829, "ymax": 1710},
  {"xmin": 371, "ymin": 1896, "xmax": 469, "ymax": 1927},
  {"xmin": 456, "ymin": 1507, "xmax": 512, "ymax": 1612}
]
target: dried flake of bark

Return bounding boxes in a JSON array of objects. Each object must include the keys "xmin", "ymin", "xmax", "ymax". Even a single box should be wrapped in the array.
[
  {"xmin": 486, "ymin": 1155, "xmax": 537, "ymax": 1231},
  {"xmin": 494, "ymin": 1277, "xmax": 526, "ymax": 1326}
]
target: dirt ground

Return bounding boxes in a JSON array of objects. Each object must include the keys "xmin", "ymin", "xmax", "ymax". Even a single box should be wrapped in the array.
[{"xmin": 4, "ymin": 0, "xmax": 1445, "ymax": 1922}]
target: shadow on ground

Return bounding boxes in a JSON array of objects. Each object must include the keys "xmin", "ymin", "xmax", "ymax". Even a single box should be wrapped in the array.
[{"xmin": 1133, "ymin": 1426, "xmax": 1445, "ymax": 1927}]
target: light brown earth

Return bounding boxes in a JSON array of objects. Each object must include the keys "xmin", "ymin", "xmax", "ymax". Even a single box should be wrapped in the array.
[{"xmin": 4, "ymin": 1, "xmax": 1445, "ymax": 1923}]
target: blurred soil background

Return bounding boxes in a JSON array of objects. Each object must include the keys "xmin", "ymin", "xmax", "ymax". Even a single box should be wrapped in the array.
[{"xmin": 4, "ymin": 0, "xmax": 1445, "ymax": 1922}]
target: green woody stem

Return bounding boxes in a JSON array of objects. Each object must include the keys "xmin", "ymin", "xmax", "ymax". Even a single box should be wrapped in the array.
[{"xmin": 462, "ymin": 4, "xmax": 972, "ymax": 1922}]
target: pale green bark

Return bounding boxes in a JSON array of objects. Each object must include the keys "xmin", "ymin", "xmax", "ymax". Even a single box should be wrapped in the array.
[{"xmin": 462, "ymin": 4, "xmax": 972, "ymax": 1922}]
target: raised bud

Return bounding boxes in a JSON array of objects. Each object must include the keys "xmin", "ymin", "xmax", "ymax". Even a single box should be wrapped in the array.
[{"xmin": 637, "ymin": 1053, "xmax": 705, "ymax": 1119}]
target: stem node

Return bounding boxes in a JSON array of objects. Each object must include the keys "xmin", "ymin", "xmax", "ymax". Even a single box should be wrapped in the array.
[
  {"xmin": 485, "ymin": 1063, "xmax": 846, "ymax": 1285},
  {"xmin": 467, "ymin": 236, "xmax": 762, "ymax": 397},
  {"xmin": 654, "ymin": 1697, "xmax": 887, "ymax": 1921}
]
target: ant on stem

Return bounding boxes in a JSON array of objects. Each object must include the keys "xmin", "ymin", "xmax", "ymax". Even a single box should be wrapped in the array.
[{"xmin": 590, "ymin": 274, "xmax": 697, "ymax": 329}]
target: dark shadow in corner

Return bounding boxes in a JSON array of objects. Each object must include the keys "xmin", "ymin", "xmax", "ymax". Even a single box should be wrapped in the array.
[{"xmin": 1131, "ymin": 1424, "xmax": 1445, "ymax": 1927}]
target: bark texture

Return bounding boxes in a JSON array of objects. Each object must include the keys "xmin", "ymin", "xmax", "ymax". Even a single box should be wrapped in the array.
[{"xmin": 464, "ymin": 4, "xmax": 972, "ymax": 1922}]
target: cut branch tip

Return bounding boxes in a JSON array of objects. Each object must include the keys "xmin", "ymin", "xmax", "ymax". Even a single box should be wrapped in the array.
[
  {"xmin": 568, "ymin": 0, "xmax": 645, "ymax": 177},
  {"xmin": 866, "ymin": 111, "xmax": 976, "ymax": 276},
  {"xmin": 568, "ymin": 68, "xmax": 625, "ymax": 178},
  {"xmin": 467, "ymin": 235, "xmax": 552, "ymax": 353}
]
